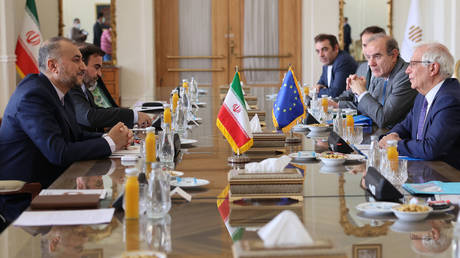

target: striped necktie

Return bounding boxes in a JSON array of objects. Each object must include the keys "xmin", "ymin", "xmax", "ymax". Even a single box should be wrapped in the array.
[
  {"xmin": 416, "ymin": 97, "xmax": 429, "ymax": 140},
  {"xmin": 381, "ymin": 80, "xmax": 388, "ymax": 105}
]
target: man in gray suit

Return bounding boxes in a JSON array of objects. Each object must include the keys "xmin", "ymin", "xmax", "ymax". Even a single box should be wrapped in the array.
[
  {"xmin": 332, "ymin": 26, "xmax": 386, "ymax": 107},
  {"xmin": 69, "ymin": 43, "xmax": 152, "ymax": 132},
  {"xmin": 346, "ymin": 35, "xmax": 417, "ymax": 129}
]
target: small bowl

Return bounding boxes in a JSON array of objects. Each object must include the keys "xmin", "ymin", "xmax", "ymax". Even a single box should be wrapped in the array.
[
  {"xmin": 318, "ymin": 152, "xmax": 346, "ymax": 166},
  {"xmin": 391, "ymin": 205, "xmax": 432, "ymax": 222},
  {"xmin": 306, "ymin": 124, "xmax": 329, "ymax": 132}
]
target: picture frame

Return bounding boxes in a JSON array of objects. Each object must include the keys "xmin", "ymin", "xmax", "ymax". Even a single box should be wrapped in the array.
[
  {"xmin": 95, "ymin": 4, "xmax": 111, "ymax": 26},
  {"xmin": 352, "ymin": 244, "xmax": 382, "ymax": 258}
]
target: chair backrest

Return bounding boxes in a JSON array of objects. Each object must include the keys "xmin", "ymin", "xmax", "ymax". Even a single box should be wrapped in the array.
[{"xmin": 454, "ymin": 60, "xmax": 460, "ymax": 79}]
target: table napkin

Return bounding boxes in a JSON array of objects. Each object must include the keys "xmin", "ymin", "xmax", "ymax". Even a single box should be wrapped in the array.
[
  {"xmin": 245, "ymin": 155, "xmax": 291, "ymax": 173},
  {"xmin": 258, "ymin": 210, "xmax": 313, "ymax": 247},
  {"xmin": 250, "ymin": 114, "xmax": 263, "ymax": 133}
]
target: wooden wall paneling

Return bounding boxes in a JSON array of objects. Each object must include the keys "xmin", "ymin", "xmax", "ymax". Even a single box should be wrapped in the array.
[
  {"xmin": 155, "ymin": 0, "xmax": 179, "ymax": 95},
  {"xmin": 211, "ymin": 0, "xmax": 230, "ymax": 142},
  {"xmin": 228, "ymin": 0, "xmax": 244, "ymax": 83},
  {"xmin": 278, "ymin": 0, "xmax": 302, "ymax": 82}
]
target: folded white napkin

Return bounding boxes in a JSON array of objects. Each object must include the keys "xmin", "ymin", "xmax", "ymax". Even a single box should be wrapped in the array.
[
  {"xmin": 258, "ymin": 210, "xmax": 313, "ymax": 247},
  {"xmin": 245, "ymin": 155, "xmax": 291, "ymax": 173},
  {"xmin": 250, "ymin": 114, "xmax": 262, "ymax": 133}
]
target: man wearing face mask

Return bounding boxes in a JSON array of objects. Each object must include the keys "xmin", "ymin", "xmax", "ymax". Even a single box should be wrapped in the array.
[
  {"xmin": 68, "ymin": 43, "xmax": 152, "ymax": 132},
  {"xmin": 70, "ymin": 18, "xmax": 88, "ymax": 43}
]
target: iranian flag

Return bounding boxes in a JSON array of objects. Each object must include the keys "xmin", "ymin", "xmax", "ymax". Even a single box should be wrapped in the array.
[
  {"xmin": 216, "ymin": 72, "xmax": 253, "ymax": 154},
  {"xmin": 15, "ymin": 0, "xmax": 42, "ymax": 78}
]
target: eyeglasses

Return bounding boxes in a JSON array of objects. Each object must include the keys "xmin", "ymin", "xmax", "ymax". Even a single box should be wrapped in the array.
[{"xmin": 408, "ymin": 60, "xmax": 432, "ymax": 67}]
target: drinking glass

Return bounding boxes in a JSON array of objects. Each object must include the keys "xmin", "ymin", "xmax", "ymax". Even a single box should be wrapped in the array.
[{"xmin": 147, "ymin": 167, "xmax": 171, "ymax": 218}]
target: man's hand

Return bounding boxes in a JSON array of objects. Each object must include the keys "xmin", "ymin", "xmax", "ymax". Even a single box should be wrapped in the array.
[
  {"xmin": 313, "ymin": 84, "xmax": 326, "ymax": 94},
  {"xmin": 348, "ymin": 75, "xmax": 367, "ymax": 96},
  {"xmin": 108, "ymin": 122, "xmax": 134, "ymax": 151},
  {"xmin": 328, "ymin": 99, "xmax": 339, "ymax": 108},
  {"xmin": 379, "ymin": 133, "xmax": 401, "ymax": 148},
  {"xmin": 137, "ymin": 112, "xmax": 152, "ymax": 128}
]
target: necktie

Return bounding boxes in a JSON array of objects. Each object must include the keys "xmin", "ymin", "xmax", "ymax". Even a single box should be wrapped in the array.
[
  {"xmin": 416, "ymin": 97, "xmax": 428, "ymax": 140},
  {"xmin": 365, "ymin": 67, "xmax": 371, "ymax": 90},
  {"xmin": 381, "ymin": 80, "xmax": 388, "ymax": 105}
]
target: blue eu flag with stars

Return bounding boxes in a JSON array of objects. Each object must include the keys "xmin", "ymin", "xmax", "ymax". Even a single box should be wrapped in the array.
[{"xmin": 272, "ymin": 67, "xmax": 305, "ymax": 133}]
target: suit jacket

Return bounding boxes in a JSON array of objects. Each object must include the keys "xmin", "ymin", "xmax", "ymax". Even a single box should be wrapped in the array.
[
  {"xmin": 0, "ymin": 73, "xmax": 111, "ymax": 188},
  {"xmin": 93, "ymin": 22, "xmax": 103, "ymax": 47},
  {"xmin": 317, "ymin": 50, "xmax": 357, "ymax": 98},
  {"xmin": 343, "ymin": 24, "xmax": 352, "ymax": 45},
  {"xmin": 337, "ymin": 62, "xmax": 371, "ymax": 108},
  {"xmin": 389, "ymin": 78, "xmax": 460, "ymax": 170},
  {"xmin": 69, "ymin": 79, "xmax": 134, "ymax": 132},
  {"xmin": 357, "ymin": 57, "xmax": 417, "ymax": 128}
]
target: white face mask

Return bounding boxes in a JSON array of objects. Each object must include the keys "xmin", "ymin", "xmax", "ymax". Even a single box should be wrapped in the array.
[{"xmin": 74, "ymin": 23, "xmax": 81, "ymax": 29}]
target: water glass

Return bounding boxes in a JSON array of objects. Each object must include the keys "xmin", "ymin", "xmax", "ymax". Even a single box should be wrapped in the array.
[
  {"xmin": 380, "ymin": 159, "xmax": 408, "ymax": 186},
  {"xmin": 147, "ymin": 167, "xmax": 171, "ymax": 218}
]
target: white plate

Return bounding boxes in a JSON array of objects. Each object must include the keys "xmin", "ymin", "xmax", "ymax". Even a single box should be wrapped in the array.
[
  {"xmin": 289, "ymin": 151, "xmax": 316, "ymax": 161},
  {"xmin": 306, "ymin": 124, "xmax": 329, "ymax": 132},
  {"xmin": 346, "ymin": 154, "xmax": 366, "ymax": 161},
  {"xmin": 170, "ymin": 177, "xmax": 209, "ymax": 188},
  {"xmin": 167, "ymin": 170, "xmax": 184, "ymax": 177},
  {"xmin": 181, "ymin": 138, "xmax": 198, "ymax": 145},
  {"xmin": 429, "ymin": 205, "xmax": 454, "ymax": 214},
  {"xmin": 356, "ymin": 202, "xmax": 400, "ymax": 215},
  {"xmin": 196, "ymin": 102, "xmax": 207, "ymax": 107}
]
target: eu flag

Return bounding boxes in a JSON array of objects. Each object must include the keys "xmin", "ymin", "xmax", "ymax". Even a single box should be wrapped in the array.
[{"xmin": 272, "ymin": 67, "xmax": 305, "ymax": 133}]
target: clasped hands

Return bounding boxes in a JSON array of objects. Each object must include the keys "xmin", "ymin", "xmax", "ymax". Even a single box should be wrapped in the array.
[
  {"xmin": 107, "ymin": 122, "xmax": 134, "ymax": 151},
  {"xmin": 346, "ymin": 74, "xmax": 367, "ymax": 96}
]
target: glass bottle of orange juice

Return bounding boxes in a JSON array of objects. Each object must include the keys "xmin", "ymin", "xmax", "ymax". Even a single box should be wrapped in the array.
[
  {"xmin": 163, "ymin": 104, "xmax": 172, "ymax": 126},
  {"xmin": 171, "ymin": 90, "xmax": 179, "ymax": 113},
  {"xmin": 321, "ymin": 94, "xmax": 328, "ymax": 113},
  {"xmin": 124, "ymin": 168, "xmax": 139, "ymax": 219},
  {"xmin": 386, "ymin": 140, "xmax": 399, "ymax": 172},
  {"xmin": 145, "ymin": 127, "xmax": 156, "ymax": 163}
]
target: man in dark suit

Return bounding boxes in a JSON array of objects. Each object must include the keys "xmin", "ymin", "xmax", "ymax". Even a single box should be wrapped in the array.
[
  {"xmin": 93, "ymin": 12, "xmax": 104, "ymax": 47},
  {"xmin": 313, "ymin": 34, "xmax": 357, "ymax": 98},
  {"xmin": 0, "ymin": 37, "xmax": 133, "ymax": 188},
  {"xmin": 69, "ymin": 43, "xmax": 152, "ymax": 132},
  {"xmin": 379, "ymin": 43, "xmax": 460, "ymax": 170},
  {"xmin": 343, "ymin": 35, "xmax": 417, "ymax": 129},
  {"xmin": 343, "ymin": 17, "xmax": 352, "ymax": 53}
]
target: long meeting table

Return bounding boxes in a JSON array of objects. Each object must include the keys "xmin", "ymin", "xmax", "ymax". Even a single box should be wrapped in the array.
[{"xmin": 1, "ymin": 86, "xmax": 459, "ymax": 258}]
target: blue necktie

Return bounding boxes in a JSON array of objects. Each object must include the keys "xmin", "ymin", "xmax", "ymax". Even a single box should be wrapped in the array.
[
  {"xmin": 416, "ymin": 98, "xmax": 428, "ymax": 140},
  {"xmin": 381, "ymin": 80, "xmax": 388, "ymax": 105}
]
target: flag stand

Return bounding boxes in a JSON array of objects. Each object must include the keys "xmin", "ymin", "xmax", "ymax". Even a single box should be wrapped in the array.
[
  {"xmin": 285, "ymin": 127, "xmax": 301, "ymax": 144},
  {"xmin": 228, "ymin": 150, "xmax": 250, "ymax": 163}
]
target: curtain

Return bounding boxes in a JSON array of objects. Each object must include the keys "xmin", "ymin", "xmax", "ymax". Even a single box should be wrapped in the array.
[
  {"xmin": 243, "ymin": 0, "xmax": 279, "ymax": 85},
  {"xmin": 179, "ymin": 0, "xmax": 212, "ymax": 85}
]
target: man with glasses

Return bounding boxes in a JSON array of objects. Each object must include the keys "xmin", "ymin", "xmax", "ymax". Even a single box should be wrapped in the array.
[
  {"xmin": 343, "ymin": 34, "xmax": 417, "ymax": 128},
  {"xmin": 380, "ymin": 43, "xmax": 460, "ymax": 170}
]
